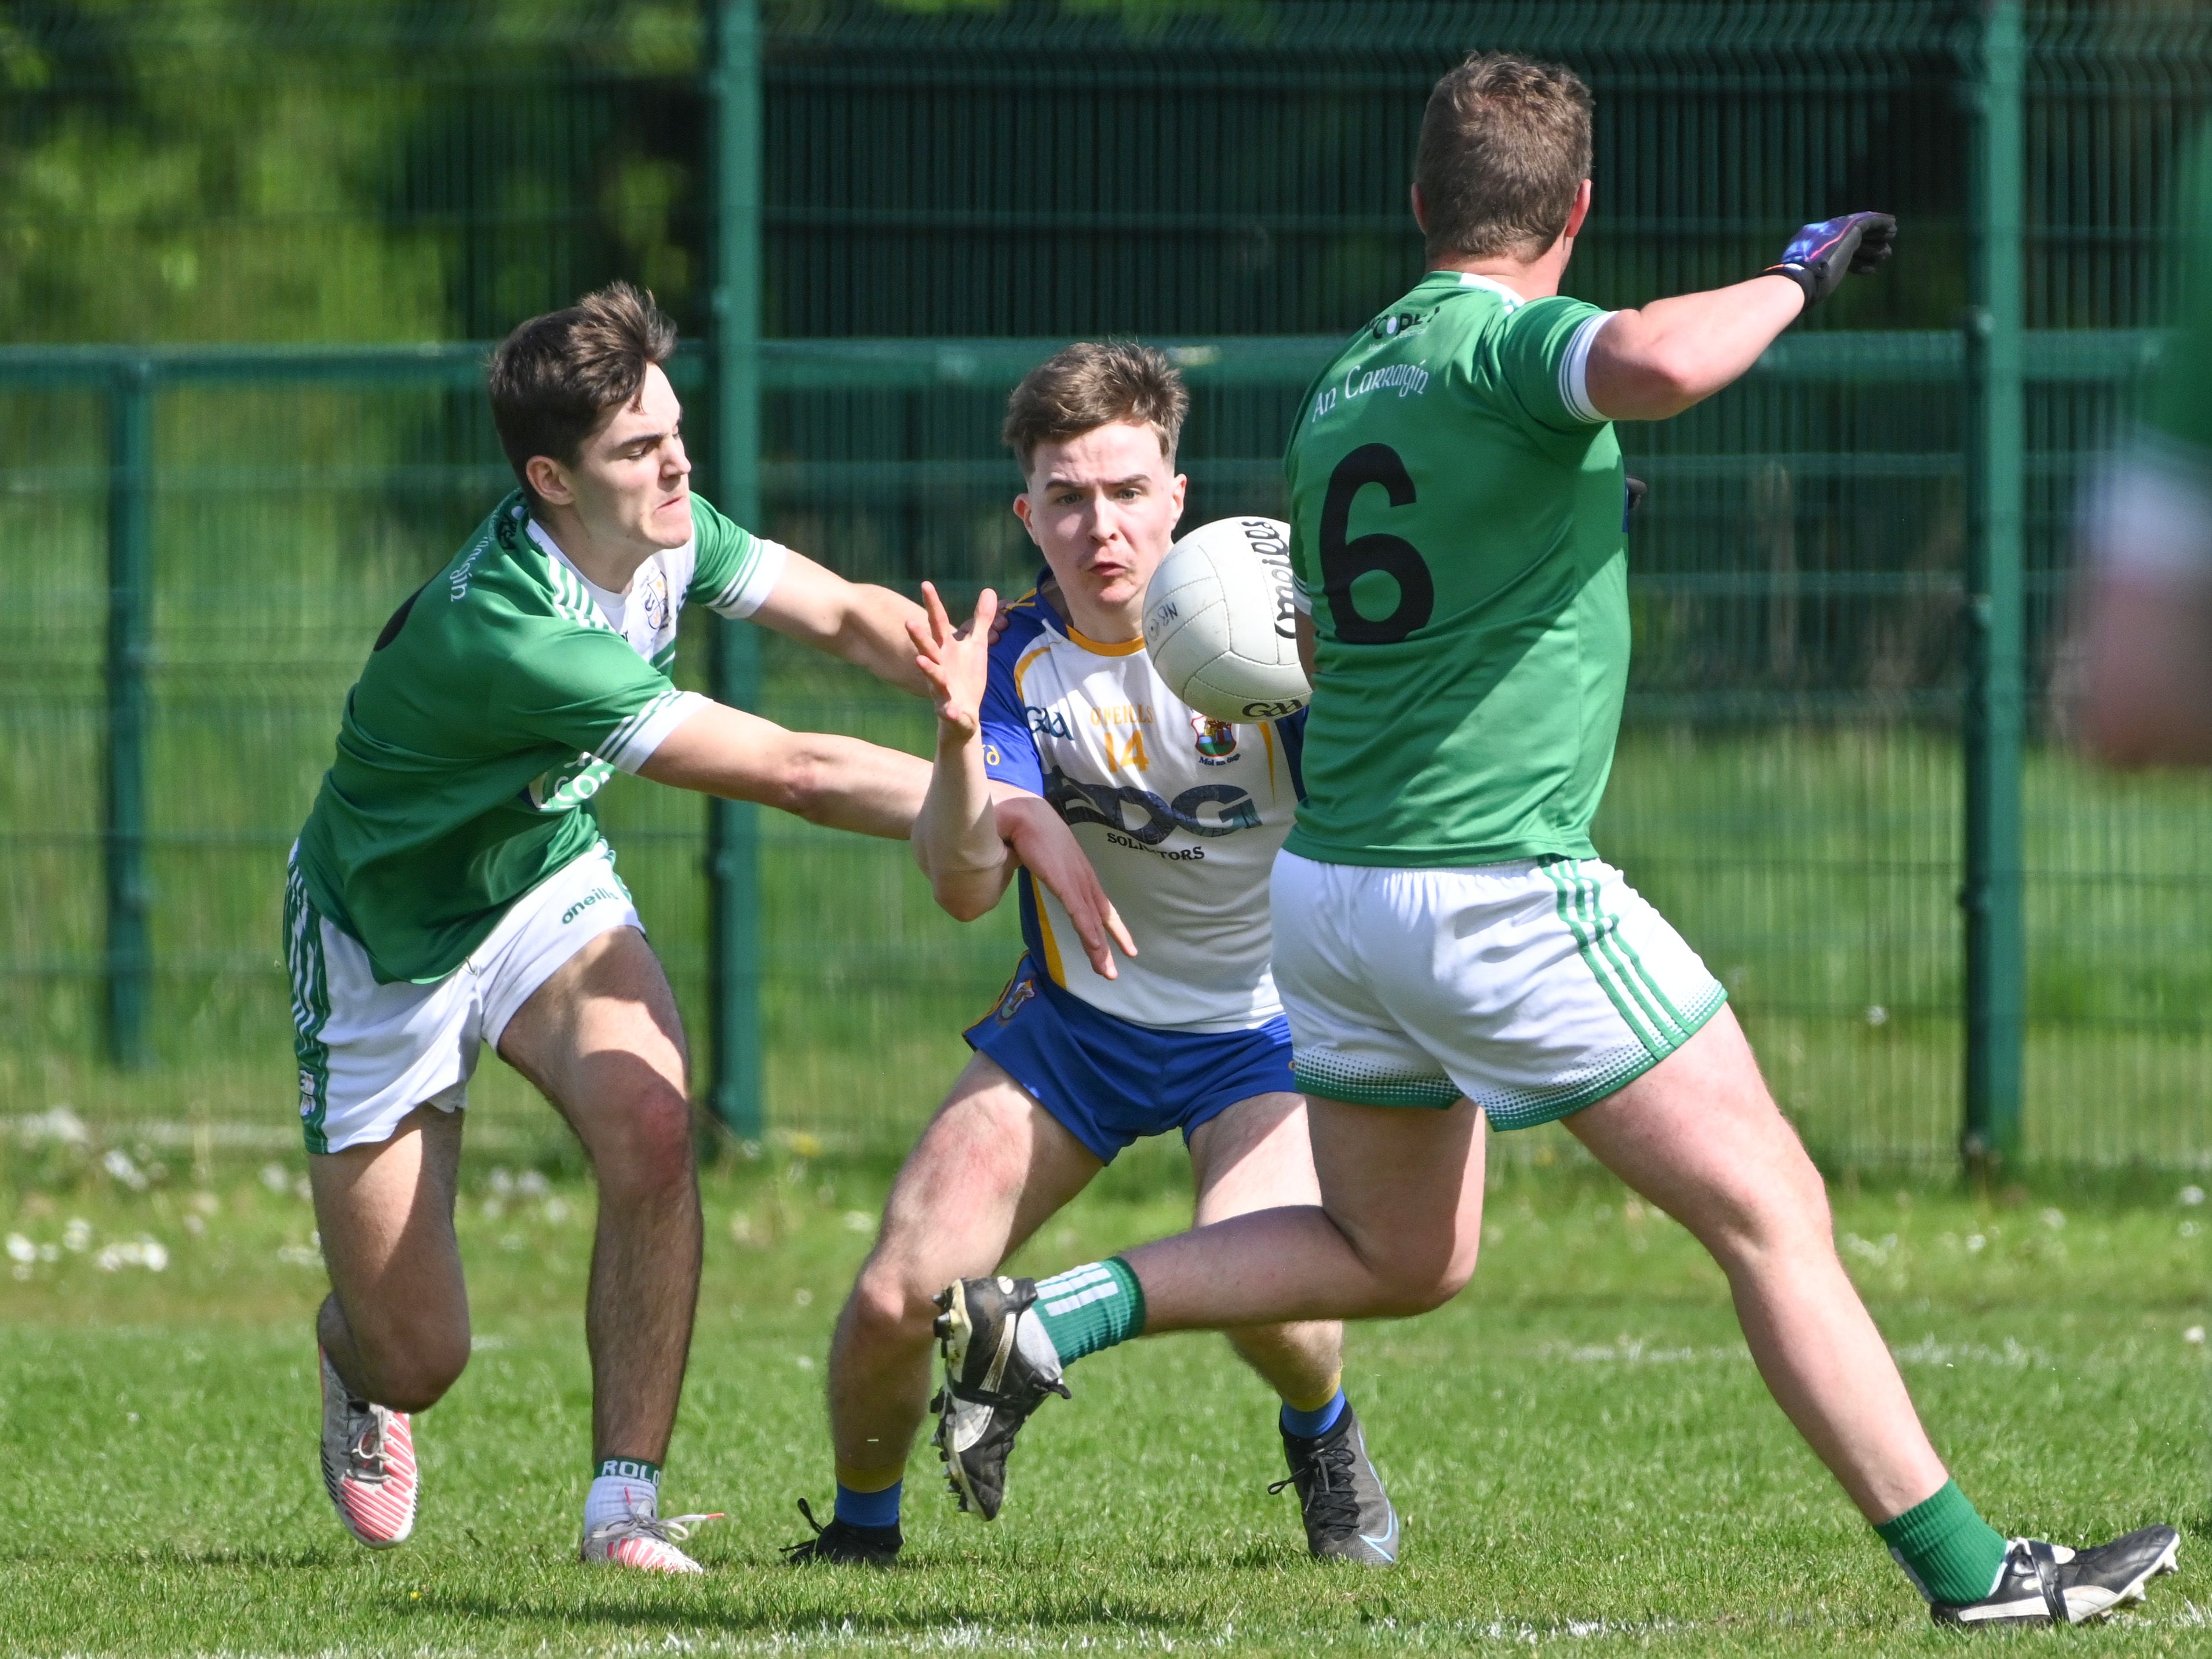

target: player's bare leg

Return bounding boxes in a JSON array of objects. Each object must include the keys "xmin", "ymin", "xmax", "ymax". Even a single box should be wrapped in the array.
[
  {"xmin": 308, "ymin": 1103, "xmax": 466, "ymax": 1547},
  {"xmin": 1190, "ymin": 1093, "xmax": 1398, "ymax": 1563},
  {"xmin": 1187, "ymin": 1093, "xmax": 1340, "ymax": 1401},
  {"xmin": 1113, "ymin": 1097, "xmax": 1489, "ymax": 1329},
  {"xmin": 497, "ymin": 924, "xmax": 713, "ymax": 1572},
  {"xmin": 1561, "ymin": 1008, "xmax": 1947, "ymax": 1522},
  {"xmin": 801, "ymin": 1055, "xmax": 1100, "ymax": 1558}
]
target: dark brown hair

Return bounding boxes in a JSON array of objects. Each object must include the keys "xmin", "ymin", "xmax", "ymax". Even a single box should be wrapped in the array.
[
  {"xmin": 1415, "ymin": 53, "xmax": 1593, "ymax": 262},
  {"xmin": 1003, "ymin": 340, "xmax": 1189, "ymax": 476},
  {"xmin": 487, "ymin": 281, "xmax": 676, "ymax": 505}
]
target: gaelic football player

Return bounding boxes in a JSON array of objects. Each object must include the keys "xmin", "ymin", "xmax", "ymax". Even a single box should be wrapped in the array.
[
  {"xmin": 2075, "ymin": 129, "xmax": 2212, "ymax": 764},
  {"xmin": 928, "ymin": 59, "xmax": 2181, "ymax": 1624},
  {"xmin": 785, "ymin": 344, "xmax": 1395, "ymax": 1567},
  {"xmin": 287, "ymin": 283, "xmax": 1117, "ymax": 1572}
]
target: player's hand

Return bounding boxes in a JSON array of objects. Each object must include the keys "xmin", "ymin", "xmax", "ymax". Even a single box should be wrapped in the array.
[
  {"xmin": 993, "ymin": 793, "xmax": 1138, "ymax": 980},
  {"xmin": 1764, "ymin": 212, "xmax": 1896, "ymax": 307},
  {"xmin": 906, "ymin": 581, "xmax": 996, "ymax": 738}
]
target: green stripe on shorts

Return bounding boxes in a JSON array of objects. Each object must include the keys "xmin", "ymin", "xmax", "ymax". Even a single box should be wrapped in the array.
[
  {"xmin": 284, "ymin": 866, "xmax": 334, "ymax": 1155},
  {"xmin": 1543, "ymin": 858, "xmax": 1659, "ymax": 1052}
]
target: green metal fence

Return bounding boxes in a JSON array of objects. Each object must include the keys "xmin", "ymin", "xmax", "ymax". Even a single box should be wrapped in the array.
[{"xmin": 4, "ymin": 1, "xmax": 2211, "ymax": 1171}]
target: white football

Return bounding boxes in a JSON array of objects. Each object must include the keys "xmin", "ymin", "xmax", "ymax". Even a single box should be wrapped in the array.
[{"xmin": 1141, "ymin": 516, "xmax": 1310, "ymax": 723}]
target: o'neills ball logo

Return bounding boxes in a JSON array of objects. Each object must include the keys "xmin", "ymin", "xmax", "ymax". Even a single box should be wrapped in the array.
[{"xmin": 1192, "ymin": 714, "xmax": 1240, "ymax": 765}]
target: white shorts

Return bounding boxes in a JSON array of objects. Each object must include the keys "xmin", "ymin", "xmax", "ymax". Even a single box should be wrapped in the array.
[
  {"xmin": 1270, "ymin": 849, "xmax": 1727, "ymax": 1131},
  {"xmin": 283, "ymin": 843, "xmax": 642, "ymax": 1154}
]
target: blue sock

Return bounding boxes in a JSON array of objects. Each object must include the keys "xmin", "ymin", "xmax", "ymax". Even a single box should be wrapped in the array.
[
  {"xmin": 834, "ymin": 1479, "xmax": 902, "ymax": 1531},
  {"xmin": 1280, "ymin": 1388, "xmax": 1347, "ymax": 1439}
]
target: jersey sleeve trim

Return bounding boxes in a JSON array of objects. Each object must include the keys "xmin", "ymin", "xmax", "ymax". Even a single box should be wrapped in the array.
[
  {"xmin": 1559, "ymin": 311, "xmax": 1614, "ymax": 425},
  {"xmin": 706, "ymin": 537, "xmax": 789, "ymax": 619},
  {"xmin": 605, "ymin": 688, "xmax": 713, "ymax": 774},
  {"xmin": 979, "ymin": 597, "xmax": 1049, "ymax": 796}
]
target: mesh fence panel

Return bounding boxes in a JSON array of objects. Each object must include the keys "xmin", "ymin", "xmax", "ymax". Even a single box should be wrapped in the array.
[{"xmin": 2, "ymin": 2, "xmax": 2208, "ymax": 1168}]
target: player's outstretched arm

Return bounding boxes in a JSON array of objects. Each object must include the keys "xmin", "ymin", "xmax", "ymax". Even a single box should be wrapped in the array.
[
  {"xmin": 909, "ymin": 581, "xmax": 1010, "ymax": 917},
  {"xmin": 1587, "ymin": 212, "xmax": 1895, "ymax": 421},
  {"xmin": 747, "ymin": 548, "xmax": 932, "ymax": 697},
  {"xmin": 907, "ymin": 581, "xmax": 1137, "ymax": 975},
  {"xmin": 640, "ymin": 701, "xmax": 928, "ymax": 838}
]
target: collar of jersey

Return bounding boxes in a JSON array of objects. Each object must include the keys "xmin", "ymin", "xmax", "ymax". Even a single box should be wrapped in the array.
[
  {"xmin": 1063, "ymin": 621, "xmax": 1145, "ymax": 657},
  {"xmin": 1030, "ymin": 578, "xmax": 1146, "ymax": 657},
  {"xmin": 526, "ymin": 519, "xmax": 628, "ymax": 619},
  {"xmin": 1451, "ymin": 271, "xmax": 1526, "ymax": 310}
]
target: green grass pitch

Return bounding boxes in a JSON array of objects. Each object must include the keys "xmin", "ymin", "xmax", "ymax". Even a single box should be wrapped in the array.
[{"xmin": 0, "ymin": 1129, "xmax": 2204, "ymax": 1656}]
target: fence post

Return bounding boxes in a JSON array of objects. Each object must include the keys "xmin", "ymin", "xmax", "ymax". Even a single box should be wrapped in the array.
[
  {"xmin": 706, "ymin": 0, "xmax": 765, "ymax": 1139},
  {"xmin": 105, "ymin": 360, "xmax": 154, "ymax": 1069},
  {"xmin": 1962, "ymin": 0, "xmax": 2027, "ymax": 1173}
]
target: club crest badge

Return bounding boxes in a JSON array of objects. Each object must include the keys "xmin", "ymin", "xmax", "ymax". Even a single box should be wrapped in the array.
[
  {"xmin": 994, "ymin": 973, "xmax": 1037, "ymax": 1024},
  {"xmin": 1192, "ymin": 714, "xmax": 1240, "ymax": 766}
]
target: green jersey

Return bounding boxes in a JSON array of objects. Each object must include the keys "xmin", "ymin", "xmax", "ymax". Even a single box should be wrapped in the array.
[
  {"xmin": 1282, "ymin": 271, "xmax": 1624, "ymax": 867},
  {"xmin": 293, "ymin": 490, "xmax": 782, "ymax": 983}
]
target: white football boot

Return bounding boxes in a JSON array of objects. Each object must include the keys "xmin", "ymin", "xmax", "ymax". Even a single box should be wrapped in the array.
[
  {"xmin": 580, "ymin": 1504, "xmax": 724, "ymax": 1573},
  {"xmin": 318, "ymin": 1348, "xmax": 417, "ymax": 1548}
]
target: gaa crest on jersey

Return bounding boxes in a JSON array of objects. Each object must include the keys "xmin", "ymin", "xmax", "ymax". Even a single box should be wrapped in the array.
[{"xmin": 1191, "ymin": 714, "xmax": 1240, "ymax": 766}]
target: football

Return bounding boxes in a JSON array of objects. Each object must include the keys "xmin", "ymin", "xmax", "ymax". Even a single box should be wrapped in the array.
[{"xmin": 1140, "ymin": 516, "xmax": 1311, "ymax": 723}]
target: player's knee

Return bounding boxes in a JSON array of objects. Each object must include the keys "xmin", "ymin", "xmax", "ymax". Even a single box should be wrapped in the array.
[
  {"xmin": 1364, "ymin": 1233, "xmax": 1477, "ymax": 1315},
  {"xmin": 361, "ymin": 1323, "xmax": 469, "ymax": 1411},
  {"xmin": 1699, "ymin": 1157, "xmax": 1835, "ymax": 1274},
  {"xmin": 844, "ymin": 1261, "xmax": 936, "ymax": 1355},
  {"xmin": 592, "ymin": 1078, "xmax": 696, "ymax": 1198}
]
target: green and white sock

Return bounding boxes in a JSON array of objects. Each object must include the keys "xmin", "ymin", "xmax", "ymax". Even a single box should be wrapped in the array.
[
  {"xmin": 1029, "ymin": 1259, "xmax": 1146, "ymax": 1364},
  {"xmin": 1874, "ymin": 1479, "xmax": 2010, "ymax": 1604},
  {"xmin": 585, "ymin": 1456, "xmax": 660, "ymax": 1535}
]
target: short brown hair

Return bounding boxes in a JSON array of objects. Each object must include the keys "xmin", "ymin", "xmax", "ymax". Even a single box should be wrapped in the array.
[
  {"xmin": 1003, "ymin": 340, "xmax": 1189, "ymax": 476},
  {"xmin": 1415, "ymin": 53, "xmax": 1593, "ymax": 262},
  {"xmin": 487, "ymin": 281, "xmax": 677, "ymax": 505}
]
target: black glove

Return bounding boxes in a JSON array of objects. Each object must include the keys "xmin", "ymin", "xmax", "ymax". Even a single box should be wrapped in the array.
[{"xmin": 1763, "ymin": 212, "xmax": 1896, "ymax": 308}]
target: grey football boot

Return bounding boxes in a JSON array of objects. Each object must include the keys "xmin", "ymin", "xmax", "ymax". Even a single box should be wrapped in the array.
[
  {"xmin": 930, "ymin": 1275, "xmax": 1069, "ymax": 1521},
  {"xmin": 1272, "ymin": 1401, "xmax": 1399, "ymax": 1565},
  {"xmin": 1925, "ymin": 1526, "xmax": 2178, "ymax": 1625}
]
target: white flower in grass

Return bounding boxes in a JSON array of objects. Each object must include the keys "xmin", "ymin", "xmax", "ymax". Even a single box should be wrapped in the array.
[
  {"xmin": 94, "ymin": 1238, "xmax": 168, "ymax": 1273},
  {"xmin": 102, "ymin": 1150, "xmax": 150, "ymax": 1192},
  {"xmin": 259, "ymin": 1164, "xmax": 289, "ymax": 1194},
  {"xmin": 2181, "ymin": 1186, "xmax": 2206, "ymax": 1208},
  {"xmin": 517, "ymin": 1170, "xmax": 549, "ymax": 1198},
  {"xmin": 4, "ymin": 1234, "xmax": 33, "ymax": 1265},
  {"xmin": 2186, "ymin": 1326, "xmax": 2206, "ymax": 1345},
  {"xmin": 62, "ymin": 1219, "xmax": 92, "ymax": 1253}
]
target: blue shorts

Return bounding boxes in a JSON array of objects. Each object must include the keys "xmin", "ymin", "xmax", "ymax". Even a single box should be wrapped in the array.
[{"xmin": 963, "ymin": 956, "xmax": 1295, "ymax": 1165}]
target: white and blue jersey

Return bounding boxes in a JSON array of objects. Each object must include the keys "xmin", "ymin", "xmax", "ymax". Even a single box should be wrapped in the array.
[
  {"xmin": 964, "ymin": 584, "xmax": 1307, "ymax": 1164},
  {"xmin": 977, "ymin": 586, "xmax": 1307, "ymax": 1032}
]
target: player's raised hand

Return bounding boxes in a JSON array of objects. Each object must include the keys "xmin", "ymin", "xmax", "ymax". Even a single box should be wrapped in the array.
[
  {"xmin": 906, "ymin": 581, "xmax": 997, "ymax": 738},
  {"xmin": 1764, "ymin": 212, "xmax": 1896, "ymax": 308},
  {"xmin": 993, "ymin": 793, "xmax": 1138, "ymax": 979}
]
